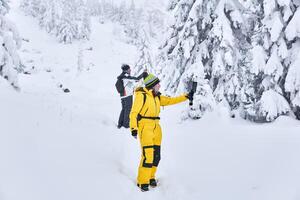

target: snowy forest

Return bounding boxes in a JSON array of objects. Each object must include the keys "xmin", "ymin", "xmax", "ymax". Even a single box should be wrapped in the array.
[
  {"xmin": 158, "ymin": 0, "xmax": 300, "ymax": 122},
  {"xmin": 1, "ymin": 0, "xmax": 300, "ymax": 199},
  {"xmin": 1, "ymin": 0, "xmax": 300, "ymax": 123}
]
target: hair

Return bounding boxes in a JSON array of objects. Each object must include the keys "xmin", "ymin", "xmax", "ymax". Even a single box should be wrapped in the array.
[{"xmin": 121, "ymin": 64, "xmax": 130, "ymax": 71}]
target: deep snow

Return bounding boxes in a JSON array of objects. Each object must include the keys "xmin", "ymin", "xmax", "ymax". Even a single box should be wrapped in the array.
[{"xmin": 1, "ymin": 1, "xmax": 300, "ymax": 200}]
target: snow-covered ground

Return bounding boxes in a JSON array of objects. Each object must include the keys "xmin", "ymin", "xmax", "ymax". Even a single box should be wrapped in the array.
[{"xmin": 1, "ymin": 1, "xmax": 300, "ymax": 200}]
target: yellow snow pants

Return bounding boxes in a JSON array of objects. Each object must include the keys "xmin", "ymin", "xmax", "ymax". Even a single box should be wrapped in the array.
[{"xmin": 137, "ymin": 119, "xmax": 162, "ymax": 185}]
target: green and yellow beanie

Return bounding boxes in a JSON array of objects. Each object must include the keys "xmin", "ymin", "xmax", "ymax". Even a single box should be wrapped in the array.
[{"xmin": 144, "ymin": 74, "xmax": 160, "ymax": 89}]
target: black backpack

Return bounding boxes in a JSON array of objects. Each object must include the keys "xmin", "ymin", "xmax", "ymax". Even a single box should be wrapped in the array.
[{"xmin": 115, "ymin": 78, "xmax": 124, "ymax": 95}]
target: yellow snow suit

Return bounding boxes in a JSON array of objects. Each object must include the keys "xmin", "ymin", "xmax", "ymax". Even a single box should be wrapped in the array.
[{"xmin": 130, "ymin": 87, "xmax": 188, "ymax": 185}]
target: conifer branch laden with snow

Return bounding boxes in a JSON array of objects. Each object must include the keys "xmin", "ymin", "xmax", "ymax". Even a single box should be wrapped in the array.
[
  {"xmin": 284, "ymin": 6, "xmax": 300, "ymax": 120},
  {"xmin": 0, "ymin": 0, "xmax": 22, "ymax": 89}
]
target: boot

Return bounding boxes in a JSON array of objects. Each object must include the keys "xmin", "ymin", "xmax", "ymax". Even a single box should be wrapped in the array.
[
  {"xmin": 137, "ymin": 184, "xmax": 149, "ymax": 192},
  {"xmin": 149, "ymin": 179, "xmax": 157, "ymax": 187}
]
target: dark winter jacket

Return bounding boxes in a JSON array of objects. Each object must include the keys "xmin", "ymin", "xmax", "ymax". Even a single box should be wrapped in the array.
[{"xmin": 117, "ymin": 72, "xmax": 148, "ymax": 97}]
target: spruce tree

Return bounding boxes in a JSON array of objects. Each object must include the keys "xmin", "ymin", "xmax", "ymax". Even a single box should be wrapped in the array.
[
  {"xmin": 243, "ymin": 0, "xmax": 295, "ymax": 122},
  {"xmin": 56, "ymin": 0, "xmax": 77, "ymax": 43},
  {"xmin": 135, "ymin": 29, "xmax": 153, "ymax": 73},
  {"xmin": 158, "ymin": 0, "xmax": 248, "ymax": 118},
  {"xmin": 284, "ymin": 3, "xmax": 300, "ymax": 119},
  {"xmin": 76, "ymin": 0, "xmax": 91, "ymax": 40},
  {"xmin": 39, "ymin": 0, "xmax": 58, "ymax": 33},
  {"xmin": 86, "ymin": 0, "xmax": 101, "ymax": 16},
  {"xmin": 0, "ymin": 0, "xmax": 22, "ymax": 89}
]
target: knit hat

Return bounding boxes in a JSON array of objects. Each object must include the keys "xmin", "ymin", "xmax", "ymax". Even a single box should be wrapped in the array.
[
  {"xmin": 144, "ymin": 74, "xmax": 160, "ymax": 89},
  {"xmin": 121, "ymin": 64, "xmax": 130, "ymax": 71}
]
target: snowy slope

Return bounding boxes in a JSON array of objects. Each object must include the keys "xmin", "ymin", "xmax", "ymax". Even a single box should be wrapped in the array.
[{"xmin": 1, "ymin": 1, "xmax": 300, "ymax": 200}]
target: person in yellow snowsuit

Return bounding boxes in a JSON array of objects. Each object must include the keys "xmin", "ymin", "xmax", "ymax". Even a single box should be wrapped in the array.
[{"xmin": 129, "ymin": 74, "xmax": 193, "ymax": 192}]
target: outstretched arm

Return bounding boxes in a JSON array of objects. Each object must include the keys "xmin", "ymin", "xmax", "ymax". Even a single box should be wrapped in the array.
[
  {"xmin": 159, "ymin": 94, "xmax": 188, "ymax": 106},
  {"xmin": 123, "ymin": 72, "xmax": 148, "ymax": 81},
  {"xmin": 123, "ymin": 76, "xmax": 139, "ymax": 81},
  {"xmin": 136, "ymin": 72, "xmax": 148, "ymax": 80}
]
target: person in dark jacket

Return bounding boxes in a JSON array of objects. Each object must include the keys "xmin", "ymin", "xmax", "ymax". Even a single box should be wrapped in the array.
[{"xmin": 117, "ymin": 64, "xmax": 147, "ymax": 129}]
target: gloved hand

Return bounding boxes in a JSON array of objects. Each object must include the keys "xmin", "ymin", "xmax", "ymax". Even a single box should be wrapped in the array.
[
  {"xmin": 131, "ymin": 129, "xmax": 138, "ymax": 139},
  {"xmin": 186, "ymin": 91, "xmax": 194, "ymax": 101},
  {"xmin": 142, "ymin": 72, "xmax": 149, "ymax": 79}
]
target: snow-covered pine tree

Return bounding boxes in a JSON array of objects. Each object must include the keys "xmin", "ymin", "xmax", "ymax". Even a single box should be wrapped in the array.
[
  {"xmin": 284, "ymin": 2, "xmax": 300, "ymax": 119},
  {"xmin": 56, "ymin": 0, "xmax": 77, "ymax": 44},
  {"xmin": 238, "ymin": 0, "xmax": 269, "ymax": 121},
  {"xmin": 21, "ymin": 0, "xmax": 91, "ymax": 43},
  {"xmin": 86, "ymin": 0, "xmax": 101, "ymax": 16},
  {"xmin": 229, "ymin": 0, "xmax": 262, "ymax": 121},
  {"xmin": 134, "ymin": 29, "xmax": 154, "ymax": 75},
  {"xmin": 76, "ymin": 0, "xmax": 91, "ymax": 40},
  {"xmin": 139, "ymin": 0, "xmax": 166, "ymax": 38},
  {"xmin": 242, "ymin": 0, "xmax": 293, "ymax": 122},
  {"xmin": 20, "ymin": 0, "xmax": 42, "ymax": 17},
  {"xmin": 19, "ymin": 0, "xmax": 30, "ymax": 13},
  {"xmin": 0, "ymin": 0, "xmax": 22, "ymax": 89},
  {"xmin": 39, "ymin": 0, "xmax": 58, "ymax": 33},
  {"xmin": 123, "ymin": 1, "xmax": 143, "ymax": 45},
  {"xmin": 158, "ymin": 0, "xmax": 248, "ymax": 118},
  {"xmin": 99, "ymin": 0, "xmax": 115, "ymax": 21},
  {"xmin": 21, "ymin": 0, "xmax": 56, "ymax": 33},
  {"xmin": 56, "ymin": 0, "xmax": 92, "ymax": 43},
  {"xmin": 157, "ymin": 0, "xmax": 199, "ymax": 94},
  {"xmin": 115, "ymin": 1, "xmax": 128, "ymax": 25},
  {"xmin": 206, "ymin": 0, "xmax": 248, "ymax": 112}
]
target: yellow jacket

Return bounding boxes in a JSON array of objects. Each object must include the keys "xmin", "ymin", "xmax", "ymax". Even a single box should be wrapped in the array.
[{"xmin": 130, "ymin": 87, "xmax": 188, "ymax": 131}]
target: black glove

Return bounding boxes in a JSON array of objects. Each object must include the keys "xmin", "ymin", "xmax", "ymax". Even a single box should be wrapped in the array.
[
  {"xmin": 131, "ymin": 129, "xmax": 138, "ymax": 139},
  {"xmin": 142, "ymin": 72, "xmax": 148, "ymax": 79},
  {"xmin": 186, "ymin": 91, "xmax": 194, "ymax": 101},
  {"xmin": 186, "ymin": 91, "xmax": 194, "ymax": 106}
]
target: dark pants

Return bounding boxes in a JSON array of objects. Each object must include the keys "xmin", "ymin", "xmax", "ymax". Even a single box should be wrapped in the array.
[{"xmin": 118, "ymin": 95, "xmax": 133, "ymax": 128}]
